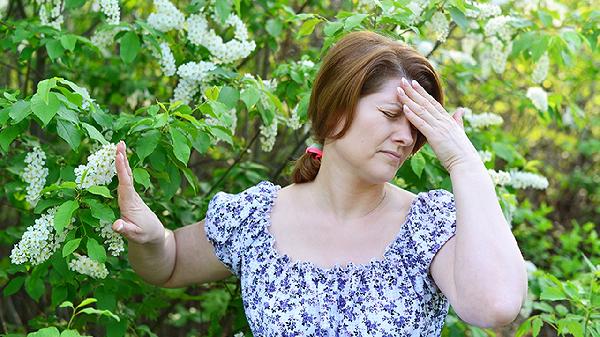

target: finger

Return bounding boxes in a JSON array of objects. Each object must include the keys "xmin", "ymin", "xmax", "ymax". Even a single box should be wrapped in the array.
[
  {"xmin": 120, "ymin": 141, "xmax": 133, "ymax": 178},
  {"xmin": 409, "ymin": 79, "xmax": 448, "ymax": 118},
  {"xmin": 401, "ymin": 78, "xmax": 446, "ymax": 122},
  {"xmin": 452, "ymin": 109, "xmax": 465, "ymax": 129},
  {"xmin": 396, "ymin": 86, "xmax": 438, "ymax": 126},
  {"xmin": 112, "ymin": 218, "xmax": 143, "ymax": 239},
  {"xmin": 403, "ymin": 104, "xmax": 434, "ymax": 138},
  {"xmin": 116, "ymin": 150, "xmax": 133, "ymax": 187}
]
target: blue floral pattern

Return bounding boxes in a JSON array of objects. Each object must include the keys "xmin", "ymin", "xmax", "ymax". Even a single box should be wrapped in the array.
[{"xmin": 204, "ymin": 180, "xmax": 457, "ymax": 336}]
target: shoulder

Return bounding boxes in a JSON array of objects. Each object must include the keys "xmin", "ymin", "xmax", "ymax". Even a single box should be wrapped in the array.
[{"xmin": 207, "ymin": 180, "xmax": 280, "ymax": 219}]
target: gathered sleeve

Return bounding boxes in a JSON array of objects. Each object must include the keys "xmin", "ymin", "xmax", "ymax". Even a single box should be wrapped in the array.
[
  {"xmin": 203, "ymin": 187, "xmax": 258, "ymax": 277},
  {"xmin": 409, "ymin": 189, "xmax": 457, "ymax": 279}
]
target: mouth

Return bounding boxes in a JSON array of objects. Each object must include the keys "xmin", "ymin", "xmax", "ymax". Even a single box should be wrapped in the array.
[{"xmin": 379, "ymin": 151, "xmax": 401, "ymax": 160}]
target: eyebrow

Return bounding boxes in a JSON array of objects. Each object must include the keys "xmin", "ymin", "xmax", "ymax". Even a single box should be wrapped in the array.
[{"xmin": 379, "ymin": 102, "xmax": 403, "ymax": 110}]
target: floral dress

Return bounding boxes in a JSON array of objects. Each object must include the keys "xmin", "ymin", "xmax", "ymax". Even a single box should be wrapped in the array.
[{"xmin": 204, "ymin": 180, "xmax": 457, "ymax": 336}]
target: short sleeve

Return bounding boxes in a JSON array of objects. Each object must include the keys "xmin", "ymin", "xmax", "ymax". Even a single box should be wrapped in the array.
[
  {"xmin": 409, "ymin": 189, "xmax": 457, "ymax": 277},
  {"xmin": 204, "ymin": 186, "xmax": 259, "ymax": 277}
]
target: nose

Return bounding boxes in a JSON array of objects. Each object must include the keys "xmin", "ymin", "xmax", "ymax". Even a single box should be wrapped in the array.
[{"xmin": 391, "ymin": 117, "xmax": 415, "ymax": 148}]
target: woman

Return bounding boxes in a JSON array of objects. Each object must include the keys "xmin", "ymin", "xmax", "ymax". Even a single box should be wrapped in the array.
[{"xmin": 112, "ymin": 31, "xmax": 528, "ymax": 336}]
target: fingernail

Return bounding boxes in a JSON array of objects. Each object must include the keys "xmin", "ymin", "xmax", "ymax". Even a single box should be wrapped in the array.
[
  {"xmin": 401, "ymin": 77, "xmax": 409, "ymax": 86},
  {"xmin": 397, "ymin": 87, "xmax": 405, "ymax": 96},
  {"xmin": 116, "ymin": 221, "xmax": 123, "ymax": 231},
  {"xmin": 412, "ymin": 80, "xmax": 418, "ymax": 87}
]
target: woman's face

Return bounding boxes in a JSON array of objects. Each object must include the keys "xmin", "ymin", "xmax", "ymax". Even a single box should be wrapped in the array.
[{"xmin": 326, "ymin": 77, "xmax": 418, "ymax": 183}]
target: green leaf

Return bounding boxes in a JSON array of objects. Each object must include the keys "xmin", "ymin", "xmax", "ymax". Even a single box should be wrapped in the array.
[
  {"xmin": 37, "ymin": 78, "xmax": 57, "ymax": 104},
  {"xmin": 76, "ymin": 298, "xmax": 98, "ymax": 309},
  {"xmin": 240, "ymin": 86, "xmax": 260, "ymax": 109},
  {"xmin": 62, "ymin": 238, "xmax": 81, "ymax": 257},
  {"xmin": 531, "ymin": 33, "xmax": 550, "ymax": 61},
  {"xmin": 298, "ymin": 18, "xmax": 321, "ymax": 37},
  {"xmin": 214, "ymin": 0, "xmax": 231, "ymax": 24},
  {"xmin": 56, "ymin": 118, "xmax": 82, "ymax": 151},
  {"xmin": 136, "ymin": 129, "xmax": 161, "ymax": 162},
  {"xmin": 192, "ymin": 130, "xmax": 210, "ymax": 154},
  {"xmin": 24, "ymin": 275, "xmax": 45, "ymax": 301},
  {"xmin": 60, "ymin": 35, "xmax": 78, "ymax": 51},
  {"xmin": 217, "ymin": 86, "xmax": 240, "ymax": 109},
  {"xmin": 0, "ymin": 124, "xmax": 23, "ymax": 152},
  {"xmin": 28, "ymin": 327, "xmax": 60, "ymax": 337},
  {"xmin": 119, "ymin": 31, "xmax": 140, "ymax": 64},
  {"xmin": 87, "ymin": 238, "xmax": 107, "ymax": 263},
  {"xmin": 491, "ymin": 142, "xmax": 515, "ymax": 163},
  {"xmin": 448, "ymin": 6, "xmax": 468, "ymax": 31},
  {"xmin": 87, "ymin": 185, "xmax": 113, "ymax": 198},
  {"xmin": 133, "ymin": 167, "xmax": 151, "ymax": 189},
  {"xmin": 46, "ymin": 40, "xmax": 65, "ymax": 61},
  {"xmin": 343, "ymin": 14, "xmax": 367, "ymax": 30},
  {"xmin": 59, "ymin": 300, "xmax": 75, "ymax": 309},
  {"xmin": 323, "ymin": 21, "xmax": 343, "ymax": 37},
  {"xmin": 169, "ymin": 127, "xmax": 191, "ymax": 164},
  {"xmin": 3, "ymin": 276, "xmax": 25, "ymax": 296},
  {"xmin": 540, "ymin": 285, "xmax": 567, "ymax": 301},
  {"xmin": 9, "ymin": 100, "xmax": 31, "ymax": 123},
  {"xmin": 265, "ymin": 18, "xmax": 283, "ymax": 37},
  {"xmin": 31, "ymin": 92, "xmax": 61, "ymax": 126},
  {"xmin": 410, "ymin": 152, "xmax": 426, "ymax": 178},
  {"xmin": 54, "ymin": 200, "xmax": 79, "ymax": 233},
  {"xmin": 82, "ymin": 122, "xmax": 108, "ymax": 145},
  {"xmin": 85, "ymin": 199, "xmax": 115, "ymax": 223},
  {"xmin": 79, "ymin": 307, "xmax": 120, "ymax": 322},
  {"xmin": 60, "ymin": 330, "xmax": 82, "ymax": 337}
]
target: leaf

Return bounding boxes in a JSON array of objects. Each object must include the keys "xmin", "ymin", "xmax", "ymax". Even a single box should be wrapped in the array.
[
  {"xmin": 169, "ymin": 127, "xmax": 191, "ymax": 164},
  {"xmin": 323, "ymin": 21, "xmax": 343, "ymax": 37},
  {"xmin": 136, "ymin": 129, "xmax": 161, "ymax": 162},
  {"xmin": 298, "ymin": 18, "xmax": 321, "ymax": 37},
  {"xmin": 86, "ymin": 238, "xmax": 107, "ymax": 263},
  {"xmin": 60, "ymin": 35, "xmax": 77, "ymax": 51},
  {"xmin": 59, "ymin": 300, "xmax": 75, "ymax": 309},
  {"xmin": 214, "ymin": 0, "xmax": 231, "ymax": 24},
  {"xmin": 240, "ymin": 86, "xmax": 260, "ymax": 109},
  {"xmin": 0, "ymin": 125, "xmax": 21, "ymax": 152},
  {"xmin": 37, "ymin": 78, "xmax": 57, "ymax": 103},
  {"xmin": 87, "ymin": 185, "xmax": 113, "ymax": 198},
  {"xmin": 448, "ymin": 6, "xmax": 468, "ymax": 31},
  {"xmin": 133, "ymin": 167, "xmax": 151, "ymax": 189},
  {"xmin": 9, "ymin": 100, "xmax": 31, "ymax": 123},
  {"xmin": 119, "ymin": 31, "xmax": 140, "ymax": 64},
  {"xmin": 54, "ymin": 200, "xmax": 79, "ymax": 233},
  {"xmin": 540, "ymin": 285, "xmax": 567, "ymax": 301},
  {"xmin": 410, "ymin": 152, "xmax": 426, "ymax": 178},
  {"xmin": 85, "ymin": 199, "xmax": 115, "ymax": 223},
  {"xmin": 62, "ymin": 238, "xmax": 82, "ymax": 257},
  {"xmin": 56, "ymin": 118, "xmax": 82, "ymax": 151},
  {"xmin": 265, "ymin": 18, "xmax": 283, "ymax": 37},
  {"xmin": 3, "ymin": 276, "xmax": 25, "ymax": 296},
  {"xmin": 46, "ymin": 40, "xmax": 65, "ymax": 61},
  {"xmin": 60, "ymin": 330, "xmax": 82, "ymax": 337},
  {"xmin": 82, "ymin": 123, "xmax": 108, "ymax": 145},
  {"xmin": 217, "ymin": 86, "xmax": 240, "ymax": 109},
  {"xmin": 31, "ymin": 92, "xmax": 61, "ymax": 126},
  {"xmin": 24, "ymin": 275, "xmax": 45, "ymax": 301},
  {"xmin": 79, "ymin": 307, "xmax": 120, "ymax": 322},
  {"xmin": 343, "ymin": 14, "xmax": 367, "ymax": 30},
  {"xmin": 28, "ymin": 327, "xmax": 60, "ymax": 337},
  {"xmin": 192, "ymin": 130, "xmax": 210, "ymax": 154}
]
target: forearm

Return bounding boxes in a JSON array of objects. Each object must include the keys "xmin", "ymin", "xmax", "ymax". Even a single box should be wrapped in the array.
[
  {"xmin": 450, "ymin": 159, "xmax": 528, "ymax": 322},
  {"xmin": 127, "ymin": 228, "xmax": 176, "ymax": 286}
]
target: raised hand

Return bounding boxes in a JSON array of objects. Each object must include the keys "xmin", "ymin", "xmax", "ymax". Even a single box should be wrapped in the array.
[
  {"xmin": 112, "ymin": 140, "xmax": 165, "ymax": 244},
  {"xmin": 396, "ymin": 77, "xmax": 480, "ymax": 172}
]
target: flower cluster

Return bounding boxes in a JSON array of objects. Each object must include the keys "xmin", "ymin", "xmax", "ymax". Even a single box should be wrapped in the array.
[
  {"xmin": 172, "ymin": 61, "xmax": 216, "ymax": 104},
  {"xmin": 509, "ymin": 171, "xmax": 549, "ymax": 190},
  {"xmin": 68, "ymin": 253, "xmax": 109, "ymax": 279},
  {"xmin": 526, "ymin": 87, "xmax": 548, "ymax": 112},
  {"xmin": 484, "ymin": 15, "xmax": 515, "ymax": 42},
  {"xmin": 92, "ymin": 0, "xmax": 120, "ymax": 25},
  {"xmin": 461, "ymin": 33, "xmax": 483, "ymax": 56},
  {"xmin": 205, "ymin": 108, "xmax": 238, "ymax": 136},
  {"xmin": 10, "ymin": 207, "xmax": 73, "ymax": 265},
  {"xmin": 156, "ymin": 42, "xmax": 177, "ymax": 77},
  {"xmin": 147, "ymin": 0, "xmax": 185, "ymax": 32},
  {"xmin": 75, "ymin": 143, "xmax": 117, "ymax": 189},
  {"xmin": 406, "ymin": 0, "xmax": 429, "ymax": 25},
  {"xmin": 464, "ymin": 112, "xmax": 504, "ymax": 129},
  {"xmin": 426, "ymin": 12, "xmax": 450, "ymax": 43},
  {"xmin": 38, "ymin": 0, "xmax": 64, "ymax": 30},
  {"xmin": 465, "ymin": 2, "xmax": 501, "ymax": 19},
  {"xmin": 21, "ymin": 146, "xmax": 48, "ymax": 207},
  {"xmin": 91, "ymin": 27, "xmax": 119, "ymax": 52},
  {"xmin": 186, "ymin": 13, "xmax": 256, "ymax": 64},
  {"xmin": 488, "ymin": 169, "xmax": 511, "ymax": 186},
  {"xmin": 489, "ymin": 37, "xmax": 512, "ymax": 74},
  {"xmin": 96, "ymin": 221, "xmax": 125, "ymax": 256},
  {"xmin": 259, "ymin": 117, "xmax": 278, "ymax": 152},
  {"xmin": 286, "ymin": 104, "xmax": 302, "ymax": 131},
  {"xmin": 478, "ymin": 150, "xmax": 493, "ymax": 163},
  {"xmin": 532, "ymin": 52, "xmax": 549, "ymax": 84}
]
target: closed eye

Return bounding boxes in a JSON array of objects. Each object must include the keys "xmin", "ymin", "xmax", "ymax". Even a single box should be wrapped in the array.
[{"xmin": 377, "ymin": 106, "xmax": 402, "ymax": 119}]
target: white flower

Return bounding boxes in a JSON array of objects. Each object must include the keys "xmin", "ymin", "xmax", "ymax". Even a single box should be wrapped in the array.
[
  {"xmin": 465, "ymin": 3, "xmax": 501, "ymax": 19},
  {"xmin": 464, "ymin": 112, "xmax": 503, "ymax": 129},
  {"xmin": 205, "ymin": 108, "xmax": 237, "ymax": 135},
  {"xmin": 461, "ymin": 33, "xmax": 483, "ymax": 56},
  {"xmin": 68, "ymin": 253, "xmax": 109, "ymax": 279},
  {"xmin": 156, "ymin": 42, "xmax": 177, "ymax": 77},
  {"xmin": 286, "ymin": 104, "xmax": 302, "ymax": 131},
  {"xmin": 484, "ymin": 15, "xmax": 514, "ymax": 42},
  {"xmin": 415, "ymin": 40, "xmax": 434, "ymax": 56},
  {"xmin": 91, "ymin": 27, "xmax": 118, "ymax": 52},
  {"xmin": 259, "ymin": 117, "xmax": 278, "ymax": 152},
  {"xmin": 509, "ymin": 170, "xmax": 549, "ymax": 189},
  {"xmin": 93, "ymin": 0, "xmax": 120, "ymax": 25},
  {"xmin": 75, "ymin": 143, "xmax": 117, "ymax": 189},
  {"xmin": 171, "ymin": 61, "xmax": 216, "ymax": 104},
  {"xmin": 147, "ymin": 0, "xmax": 185, "ymax": 32},
  {"xmin": 38, "ymin": 0, "xmax": 64, "ymax": 30},
  {"xmin": 526, "ymin": 87, "xmax": 548, "ymax": 112},
  {"xmin": 426, "ymin": 12, "xmax": 450, "ymax": 43},
  {"xmin": 406, "ymin": 0, "xmax": 429, "ymax": 24},
  {"xmin": 478, "ymin": 150, "xmax": 493, "ymax": 163},
  {"xmin": 488, "ymin": 37, "xmax": 512, "ymax": 74},
  {"xmin": 10, "ymin": 206, "xmax": 73, "ymax": 265},
  {"xmin": 96, "ymin": 221, "xmax": 125, "ymax": 256},
  {"xmin": 21, "ymin": 146, "xmax": 48, "ymax": 207},
  {"xmin": 443, "ymin": 50, "xmax": 477, "ymax": 66},
  {"xmin": 488, "ymin": 169, "xmax": 511, "ymax": 186},
  {"xmin": 532, "ymin": 52, "xmax": 549, "ymax": 84}
]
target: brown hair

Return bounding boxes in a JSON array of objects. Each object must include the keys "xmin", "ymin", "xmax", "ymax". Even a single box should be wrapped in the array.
[{"xmin": 290, "ymin": 30, "xmax": 444, "ymax": 184}]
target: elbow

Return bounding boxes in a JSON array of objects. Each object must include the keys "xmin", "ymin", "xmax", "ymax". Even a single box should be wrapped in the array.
[{"xmin": 485, "ymin": 297, "xmax": 524, "ymax": 328}]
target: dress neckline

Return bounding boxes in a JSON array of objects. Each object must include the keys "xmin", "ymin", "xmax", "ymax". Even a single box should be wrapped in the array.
[{"xmin": 258, "ymin": 180, "xmax": 423, "ymax": 274}]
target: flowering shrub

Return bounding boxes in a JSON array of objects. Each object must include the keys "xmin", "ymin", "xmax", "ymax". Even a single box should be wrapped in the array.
[{"xmin": 0, "ymin": 0, "xmax": 597, "ymax": 336}]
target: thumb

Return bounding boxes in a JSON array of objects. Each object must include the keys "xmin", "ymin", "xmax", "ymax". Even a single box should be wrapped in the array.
[
  {"xmin": 453, "ymin": 108, "xmax": 465, "ymax": 129},
  {"xmin": 112, "ymin": 218, "xmax": 142, "ymax": 239}
]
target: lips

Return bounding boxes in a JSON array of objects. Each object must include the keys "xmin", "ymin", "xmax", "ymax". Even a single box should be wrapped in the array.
[{"xmin": 380, "ymin": 151, "xmax": 401, "ymax": 159}]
